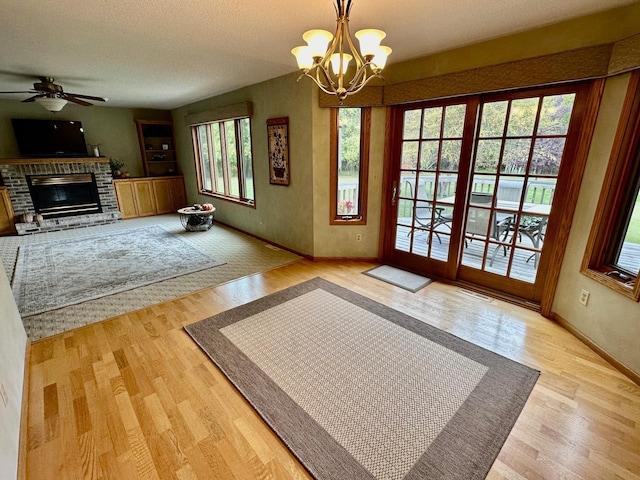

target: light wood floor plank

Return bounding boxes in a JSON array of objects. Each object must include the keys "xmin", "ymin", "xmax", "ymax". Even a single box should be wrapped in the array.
[{"xmin": 24, "ymin": 259, "xmax": 640, "ymax": 479}]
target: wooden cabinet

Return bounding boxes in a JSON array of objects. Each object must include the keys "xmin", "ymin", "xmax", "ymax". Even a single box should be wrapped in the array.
[
  {"xmin": 135, "ymin": 120, "xmax": 179, "ymax": 177},
  {"xmin": 0, "ymin": 187, "xmax": 16, "ymax": 235},
  {"xmin": 113, "ymin": 176, "xmax": 186, "ymax": 219},
  {"xmin": 153, "ymin": 179, "xmax": 173, "ymax": 214}
]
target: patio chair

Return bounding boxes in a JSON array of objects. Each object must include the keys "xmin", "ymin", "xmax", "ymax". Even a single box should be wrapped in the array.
[
  {"xmin": 513, "ymin": 216, "xmax": 547, "ymax": 268},
  {"xmin": 466, "ymin": 192, "xmax": 513, "ymax": 265},
  {"xmin": 406, "ymin": 180, "xmax": 453, "ymax": 244}
]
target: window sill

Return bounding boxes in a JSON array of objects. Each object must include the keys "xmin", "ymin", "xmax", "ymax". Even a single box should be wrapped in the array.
[
  {"xmin": 330, "ymin": 216, "xmax": 366, "ymax": 226},
  {"xmin": 200, "ymin": 191, "xmax": 255, "ymax": 208},
  {"xmin": 580, "ymin": 267, "xmax": 639, "ymax": 301}
]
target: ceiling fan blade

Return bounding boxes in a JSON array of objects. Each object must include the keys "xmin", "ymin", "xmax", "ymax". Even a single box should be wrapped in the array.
[
  {"xmin": 62, "ymin": 95, "xmax": 92, "ymax": 106},
  {"xmin": 64, "ymin": 92, "xmax": 106, "ymax": 102},
  {"xmin": 21, "ymin": 95, "xmax": 42, "ymax": 103},
  {"xmin": 0, "ymin": 90, "xmax": 34, "ymax": 94}
]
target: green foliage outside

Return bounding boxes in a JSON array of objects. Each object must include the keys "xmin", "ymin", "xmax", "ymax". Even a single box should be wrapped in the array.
[
  {"xmin": 395, "ymin": 95, "xmax": 575, "ymax": 221},
  {"xmin": 197, "ymin": 119, "xmax": 254, "ymax": 200},
  {"xmin": 401, "ymin": 95, "xmax": 575, "ymax": 176},
  {"xmin": 624, "ymin": 195, "xmax": 640, "ymax": 244},
  {"xmin": 337, "ymin": 108, "xmax": 362, "ymax": 175}
]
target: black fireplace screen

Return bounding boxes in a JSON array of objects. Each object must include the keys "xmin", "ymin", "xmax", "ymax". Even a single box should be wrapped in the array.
[{"xmin": 27, "ymin": 173, "xmax": 102, "ymax": 219}]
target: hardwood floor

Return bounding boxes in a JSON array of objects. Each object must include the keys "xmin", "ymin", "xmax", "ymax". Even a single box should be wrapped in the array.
[{"xmin": 25, "ymin": 260, "xmax": 640, "ymax": 479}]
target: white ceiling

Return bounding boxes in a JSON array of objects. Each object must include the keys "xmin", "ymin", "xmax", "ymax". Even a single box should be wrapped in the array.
[{"xmin": 0, "ymin": 0, "xmax": 635, "ymax": 110}]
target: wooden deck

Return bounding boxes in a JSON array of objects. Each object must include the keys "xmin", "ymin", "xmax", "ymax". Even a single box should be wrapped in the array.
[
  {"xmin": 395, "ymin": 221, "xmax": 640, "ymax": 283},
  {"xmin": 395, "ymin": 224, "xmax": 540, "ymax": 283},
  {"xmin": 619, "ymin": 241, "xmax": 640, "ymax": 274}
]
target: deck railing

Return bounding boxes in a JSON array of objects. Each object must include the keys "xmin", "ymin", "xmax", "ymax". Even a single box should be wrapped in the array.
[{"xmin": 401, "ymin": 175, "xmax": 556, "ymax": 205}]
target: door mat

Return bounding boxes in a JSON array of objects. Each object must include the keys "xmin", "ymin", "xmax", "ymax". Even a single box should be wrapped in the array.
[{"xmin": 363, "ymin": 265, "xmax": 433, "ymax": 292}]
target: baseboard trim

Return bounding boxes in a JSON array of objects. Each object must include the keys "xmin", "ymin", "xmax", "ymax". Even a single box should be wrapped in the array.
[
  {"xmin": 553, "ymin": 312, "xmax": 640, "ymax": 386},
  {"xmin": 213, "ymin": 220, "xmax": 381, "ymax": 263},
  {"xmin": 213, "ymin": 220, "xmax": 312, "ymax": 260},
  {"xmin": 311, "ymin": 256, "xmax": 379, "ymax": 262},
  {"xmin": 17, "ymin": 338, "xmax": 31, "ymax": 480}
]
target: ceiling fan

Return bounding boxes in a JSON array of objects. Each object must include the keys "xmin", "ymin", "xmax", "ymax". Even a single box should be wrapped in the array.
[{"xmin": 0, "ymin": 76, "xmax": 107, "ymax": 112}]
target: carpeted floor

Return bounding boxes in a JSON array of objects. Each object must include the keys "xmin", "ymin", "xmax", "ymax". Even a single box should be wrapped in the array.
[
  {"xmin": 185, "ymin": 277, "xmax": 539, "ymax": 480},
  {"xmin": 1, "ymin": 215, "xmax": 301, "ymax": 340}
]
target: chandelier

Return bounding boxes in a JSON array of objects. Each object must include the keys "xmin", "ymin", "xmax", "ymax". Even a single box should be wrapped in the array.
[{"xmin": 291, "ymin": 0, "xmax": 391, "ymax": 103}]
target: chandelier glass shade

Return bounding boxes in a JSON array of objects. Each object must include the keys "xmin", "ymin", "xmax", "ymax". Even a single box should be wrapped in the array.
[{"xmin": 292, "ymin": 0, "xmax": 391, "ymax": 102}]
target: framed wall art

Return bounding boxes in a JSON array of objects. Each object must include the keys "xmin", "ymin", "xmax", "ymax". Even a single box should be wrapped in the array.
[{"xmin": 267, "ymin": 117, "xmax": 290, "ymax": 186}]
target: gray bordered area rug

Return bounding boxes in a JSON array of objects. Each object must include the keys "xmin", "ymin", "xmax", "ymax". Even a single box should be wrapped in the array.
[
  {"xmin": 363, "ymin": 265, "xmax": 433, "ymax": 292},
  {"xmin": 12, "ymin": 224, "xmax": 224, "ymax": 317},
  {"xmin": 185, "ymin": 277, "xmax": 539, "ymax": 480}
]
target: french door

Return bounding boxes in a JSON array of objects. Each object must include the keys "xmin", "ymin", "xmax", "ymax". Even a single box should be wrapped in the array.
[{"xmin": 382, "ymin": 83, "xmax": 593, "ymax": 302}]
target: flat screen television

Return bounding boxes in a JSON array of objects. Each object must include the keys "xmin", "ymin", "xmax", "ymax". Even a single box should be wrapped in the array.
[{"xmin": 11, "ymin": 119, "xmax": 89, "ymax": 157}]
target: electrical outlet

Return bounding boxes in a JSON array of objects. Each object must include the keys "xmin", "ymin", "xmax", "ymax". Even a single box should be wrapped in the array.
[
  {"xmin": 355, "ymin": 233, "xmax": 362, "ymax": 242},
  {"xmin": 579, "ymin": 289, "xmax": 590, "ymax": 306},
  {"xmin": 0, "ymin": 382, "xmax": 8, "ymax": 408}
]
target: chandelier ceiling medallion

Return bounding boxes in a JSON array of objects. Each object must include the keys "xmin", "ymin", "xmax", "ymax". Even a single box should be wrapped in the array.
[{"xmin": 291, "ymin": 0, "xmax": 391, "ymax": 103}]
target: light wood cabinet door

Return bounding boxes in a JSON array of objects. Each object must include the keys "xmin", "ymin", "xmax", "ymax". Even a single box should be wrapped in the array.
[
  {"xmin": 133, "ymin": 181, "xmax": 156, "ymax": 217},
  {"xmin": 113, "ymin": 181, "xmax": 138, "ymax": 219},
  {"xmin": 113, "ymin": 176, "xmax": 186, "ymax": 219},
  {"xmin": 0, "ymin": 188, "xmax": 16, "ymax": 235},
  {"xmin": 152, "ymin": 179, "xmax": 174, "ymax": 214},
  {"xmin": 169, "ymin": 177, "xmax": 187, "ymax": 210}
]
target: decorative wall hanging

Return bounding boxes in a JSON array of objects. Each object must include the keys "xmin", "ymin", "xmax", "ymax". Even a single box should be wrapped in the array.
[{"xmin": 267, "ymin": 117, "xmax": 290, "ymax": 186}]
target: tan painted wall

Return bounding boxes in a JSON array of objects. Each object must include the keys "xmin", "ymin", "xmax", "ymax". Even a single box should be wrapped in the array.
[
  {"xmin": 172, "ymin": 73, "xmax": 315, "ymax": 256},
  {"xmin": 0, "ymin": 262, "xmax": 27, "ymax": 480},
  {"xmin": 0, "ymin": 99, "xmax": 170, "ymax": 177},
  {"xmin": 553, "ymin": 73, "xmax": 640, "ymax": 374}
]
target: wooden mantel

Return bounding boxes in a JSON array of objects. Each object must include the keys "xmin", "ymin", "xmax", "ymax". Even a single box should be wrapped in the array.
[{"xmin": 0, "ymin": 157, "xmax": 110, "ymax": 165}]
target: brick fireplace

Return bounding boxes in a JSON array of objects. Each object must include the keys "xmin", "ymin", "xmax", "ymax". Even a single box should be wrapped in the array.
[{"xmin": 0, "ymin": 157, "xmax": 121, "ymax": 235}]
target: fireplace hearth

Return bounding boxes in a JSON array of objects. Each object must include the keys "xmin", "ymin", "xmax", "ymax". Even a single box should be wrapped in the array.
[{"xmin": 27, "ymin": 173, "xmax": 102, "ymax": 219}]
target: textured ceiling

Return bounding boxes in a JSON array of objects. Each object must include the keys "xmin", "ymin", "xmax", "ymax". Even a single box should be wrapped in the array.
[{"xmin": 0, "ymin": 0, "xmax": 635, "ymax": 110}]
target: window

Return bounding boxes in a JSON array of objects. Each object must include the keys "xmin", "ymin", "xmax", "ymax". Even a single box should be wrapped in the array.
[
  {"xmin": 583, "ymin": 71, "xmax": 640, "ymax": 300},
  {"xmin": 330, "ymin": 107, "xmax": 371, "ymax": 224},
  {"xmin": 192, "ymin": 117, "xmax": 255, "ymax": 206}
]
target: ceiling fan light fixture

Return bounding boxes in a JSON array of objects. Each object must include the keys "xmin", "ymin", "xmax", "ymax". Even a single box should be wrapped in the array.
[{"xmin": 35, "ymin": 96, "xmax": 68, "ymax": 112}]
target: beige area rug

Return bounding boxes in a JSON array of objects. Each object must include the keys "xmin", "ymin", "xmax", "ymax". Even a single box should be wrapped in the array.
[
  {"xmin": 364, "ymin": 265, "xmax": 433, "ymax": 292},
  {"xmin": 0, "ymin": 215, "xmax": 301, "ymax": 340},
  {"xmin": 12, "ymin": 225, "xmax": 225, "ymax": 317},
  {"xmin": 185, "ymin": 277, "xmax": 539, "ymax": 480}
]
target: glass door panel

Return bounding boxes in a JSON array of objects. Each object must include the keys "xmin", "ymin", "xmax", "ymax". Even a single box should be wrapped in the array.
[
  {"xmin": 459, "ymin": 92, "xmax": 575, "ymax": 285},
  {"xmin": 384, "ymin": 84, "xmax": 586, "ymax": 304},
  {"xmin": 394, "ymin": 104, "xmax": 466, "ymax": 264}
]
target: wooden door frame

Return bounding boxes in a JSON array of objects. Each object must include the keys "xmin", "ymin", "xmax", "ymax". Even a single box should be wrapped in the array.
[
  {"xmin": 379, "ymin": 79, "xmax": 605, "ymax": 315},
  {"xmin": 380, "ymin": 97, "xmax": 478, "ymax": 279}
]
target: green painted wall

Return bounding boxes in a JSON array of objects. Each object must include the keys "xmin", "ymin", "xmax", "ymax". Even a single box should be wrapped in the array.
[
  {"xmin": 384, "ymin": 2, "xmax": 640, "ymax": 84},
  {"xmin": 172, "ymin": 72, "xmax": 315, "ymax": 256},
  {"xmin": 0, "ymin": 99, "xmax": 170, "ymax": 177}
]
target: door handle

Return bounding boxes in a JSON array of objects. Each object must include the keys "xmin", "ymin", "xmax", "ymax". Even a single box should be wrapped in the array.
[{"xmin": 391, "ymin": 181, "xmax": 398, "ymax": 206}]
